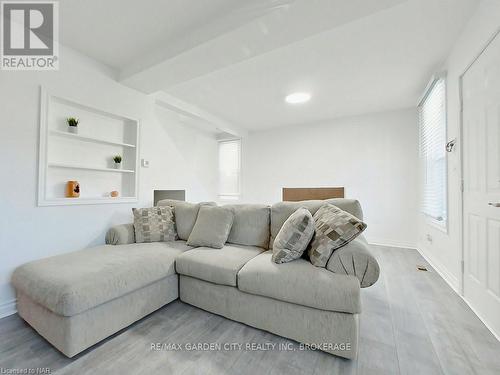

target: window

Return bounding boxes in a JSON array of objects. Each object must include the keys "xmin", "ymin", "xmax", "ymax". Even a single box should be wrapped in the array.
[
  {"xmin": 418, "ymin": 76, "xmax": 447, "ymax": 227},
  {"xmin": 218, "ymin": 139, "xmax": 241, "ymax": 200}
]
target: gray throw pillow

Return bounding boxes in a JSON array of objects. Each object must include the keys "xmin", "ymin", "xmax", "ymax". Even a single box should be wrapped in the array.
[
  {"xmin": 225, "ymin": 204, "xmax": 271, "ymax": 249},
  {"xmin": 187, "ymin": 206, "xmax": 234, "ymax": 249},
  {"xmin": 272, "ymin": 208, "xmax": 315, "ymax": 264},
  {"xmin": 157, "ymin": 200, "xmax": 216, "ymax": 240},
  {"xmin": 132, "ymin": 206, "xmax": 177, "ymax": 243},
  {"xmin": 308, "ymin": 204, "xmax": 367, "ymax": 267}
]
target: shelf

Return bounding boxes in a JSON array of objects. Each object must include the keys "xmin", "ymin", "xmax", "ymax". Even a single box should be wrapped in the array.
[
  {"xmin": 49, "ymin": 130, "xmax": 136, "ymax": 148},
  {"xmin": 48, "ymin": 162, "xmax": 135, "ymax": 173},
  {"xmin": 39, "ymin": 196, "xmax": 138, "ymax": 206},
  {"xmin": 38, "ymin": 88, "xmax": 140, "ymax": 206}
]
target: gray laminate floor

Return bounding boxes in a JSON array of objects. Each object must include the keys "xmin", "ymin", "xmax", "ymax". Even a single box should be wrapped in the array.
[{"xmin": 1, "ymin": 245, "xmax": 499, "ymax": 375}]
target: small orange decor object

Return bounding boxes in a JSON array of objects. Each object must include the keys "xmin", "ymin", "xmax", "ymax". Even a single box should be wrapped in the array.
[
  {"xmin": 110, "ymin": 191, "xmax": 119, "ymax": 198},
  {"xmin": 66, "ymin": 181, "xmax": 80, "ymax": 198}
]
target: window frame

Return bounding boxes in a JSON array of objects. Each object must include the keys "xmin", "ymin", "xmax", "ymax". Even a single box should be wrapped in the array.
[
  {"xmin": 418, "ymin": 73, "xmax": 449, "ymax": 233},
  {"xmin": 217, "ymin": 138, "xmax": 242, "ymax": 201}
]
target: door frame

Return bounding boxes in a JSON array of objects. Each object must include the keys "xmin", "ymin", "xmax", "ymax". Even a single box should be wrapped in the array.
[{"xmin": 459, "ymin": 28, "xmax": 500, "ymax": 338}]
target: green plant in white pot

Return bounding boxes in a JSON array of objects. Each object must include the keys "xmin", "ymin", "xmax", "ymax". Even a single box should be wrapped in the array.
[
  {"xmin": 67, "ymin": 117, "xmax": 79, "ymax": 134},
  {"xmin": 113, "ymin": 155, "xmax": 122, "ymax": 169}
]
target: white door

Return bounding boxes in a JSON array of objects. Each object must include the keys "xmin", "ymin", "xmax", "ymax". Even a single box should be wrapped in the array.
[{"xmin": 462, "ymin": 31, "xmax": 500, "ymax": 337}]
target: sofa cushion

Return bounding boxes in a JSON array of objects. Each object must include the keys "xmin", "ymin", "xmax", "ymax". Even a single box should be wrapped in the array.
[
  {"xmin": 132, "ymin": 206, "xmax": 177, "ymax": 243},
  {"xmin": 157, "ymin": 199, "xmax": 216, "ymax": 240},
  {"xmin": 327, "ymin": 235, "xmax": 380, "ymax": 288},
  {"xmin": 272, "ymin": 208, "xmax": 314, "ymax": 264},
  {"xmin": 175, "ymin": 244, "xmax": 263, "ymax": 286},
  {"xmin": 11, "ymin": 241, "xmax": 194, "ymax": 317},
  {"xmin": 187, "ymin": 206, "xmax": 234, "ymax": 249},
  {"xmin": 225, "ymin": 204, "xmax": 270, "ymax": 249},
  {"xmin": 309, "ymin": 204, "xmax": 367, "ymax": 267},
  {"xmin": 238, "ymin": 251, "xmax": 361, "ymax": 313},
  {"xmin": 270, "ymin": 199, "xmax": 363, "ymax": 248}
]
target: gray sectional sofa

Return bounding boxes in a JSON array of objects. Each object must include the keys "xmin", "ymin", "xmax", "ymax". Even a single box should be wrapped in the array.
[{"xmin": 11, "ymin": 198, "xmax": 379, "ymax": 359}]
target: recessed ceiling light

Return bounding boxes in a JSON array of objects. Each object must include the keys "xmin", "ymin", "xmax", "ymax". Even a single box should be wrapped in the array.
[{"xmin": 285, "ymin": 92, "xmax": 311, "ymax": 104}]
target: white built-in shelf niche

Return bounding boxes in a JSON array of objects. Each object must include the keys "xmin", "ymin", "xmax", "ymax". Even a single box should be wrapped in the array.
[{"xmin": 38, "ymin": 87, "xmax": 140, "ymax": 206}]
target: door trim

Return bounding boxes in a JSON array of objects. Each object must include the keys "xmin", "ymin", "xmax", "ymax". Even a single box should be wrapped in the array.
[
  {"xmin": 459, "ymin": 28, "xmax": 500, "ymax": 331},
  {"xmin": 458, "ymin": 28, "xmax": 500, "ymax": 296}
]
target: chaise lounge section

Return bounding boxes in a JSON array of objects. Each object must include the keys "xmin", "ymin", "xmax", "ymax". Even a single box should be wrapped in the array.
[
  {"xmin": 11, "ymin": 198, "xmax": 379, "ymax": 359},
  {"xmin": 11, "ymin": 241, "xmax": 193, "ymax": 357}
]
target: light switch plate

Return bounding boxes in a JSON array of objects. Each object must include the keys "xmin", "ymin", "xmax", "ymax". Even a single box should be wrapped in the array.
[{"xmin": 141, "ymin": 159, "xmax": 149, "ymax": 168}]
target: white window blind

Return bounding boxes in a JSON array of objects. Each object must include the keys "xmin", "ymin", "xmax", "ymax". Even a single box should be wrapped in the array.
[
  {"xmin": 218, "ymin": 139, "xmax": 241, "ymax": 200},
  {"xmin": 418, "ymin": 77, "xmax": 447, "ymax": 225}
]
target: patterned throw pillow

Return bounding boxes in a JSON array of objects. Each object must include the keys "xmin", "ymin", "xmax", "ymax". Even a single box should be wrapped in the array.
[
  {"xmin": 132, "ymin": 206, "xmax": 177, "ymax": 243},
  {"xmin": 272, "ymin": 208, "xmax": 315, "ymax": 264},
  {"xmin": 308, "ymin": 204, "xmax": 367, "ymax": 267}
]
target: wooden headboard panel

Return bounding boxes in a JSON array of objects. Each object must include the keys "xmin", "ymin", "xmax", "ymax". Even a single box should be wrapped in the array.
[{"xmin": 282, "ymin": 187, "xmax": 345, "ymax": 201}]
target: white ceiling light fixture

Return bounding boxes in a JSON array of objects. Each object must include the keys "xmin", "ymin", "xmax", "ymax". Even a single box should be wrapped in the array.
[{"xmin": 285, "ymin": 92, "xmax": 311, "ymax": 104}]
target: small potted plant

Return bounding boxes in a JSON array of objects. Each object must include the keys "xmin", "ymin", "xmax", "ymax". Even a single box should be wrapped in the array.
[
  {"xmin": 113, "ymin": 155, "xmax": 122, "ymax": 169},
  {"xmin": 67, "ymin": 117, "xmax": 79, "ymax": 134}
]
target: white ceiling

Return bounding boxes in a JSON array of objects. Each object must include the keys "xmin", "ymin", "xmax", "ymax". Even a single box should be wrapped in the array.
[
  {"xmin": 60, "ymin": 0, "xmax": 306, "ymax": 71},
  {"xmin": 59, "ymin": 0, "xmax": 256, "ymax": 69},
  {"xmin": 59, "ymin": 0, "xmax": 479, "ymax": 131},
  {"xmin": 164, "ymin": 0, "xmax": 478, "ymax": 130}
]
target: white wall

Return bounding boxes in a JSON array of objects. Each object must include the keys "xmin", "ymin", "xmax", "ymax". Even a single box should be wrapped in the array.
[
  {"xmin": 0, "ymin": 46, "xmax": 218, "ymax": 315},
  {"xmin": 241, "ymin": 108, "xmax": 418, "ymax": 248},
  {"xmin": 417, "ymin": 0, "xmax": 500, "ymax": 292}
]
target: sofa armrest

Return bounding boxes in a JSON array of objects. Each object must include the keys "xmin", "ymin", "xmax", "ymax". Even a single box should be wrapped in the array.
[
  {"xmin": 326, "ymin": 237, "xmax": 380, "ymax": 288},
  {"xmin": 105, "ymin": 224, "xmax": 135, "ymax": 245}
]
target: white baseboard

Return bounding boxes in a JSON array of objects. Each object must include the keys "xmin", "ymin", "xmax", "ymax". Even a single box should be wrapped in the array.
[
  {"xmin": 416, "ymin": 247, "xmax": 499, "ymax": 341},
  {"xmin": 416, "ymin": 247, "xmax": 460, "ymax": 293},
  {"xmin": 458, "ymin": 292, "xmax": 500, "ymax": 341},
  {"xmin": 367, "ymin": 238, "xmax": 417, "ymax": 250},
  {"xmin": 0, "ymin": 299, "xmax": 17, "ymax": 319}
]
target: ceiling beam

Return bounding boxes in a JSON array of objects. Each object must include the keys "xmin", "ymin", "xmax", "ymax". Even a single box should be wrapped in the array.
[
  {"xmin": 153, "ymin": 92, "xmax": 247, "ymax": 138},
  {"xmin": 119, "ymin": 0, "xmax": 407, "ymax": 93}
]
